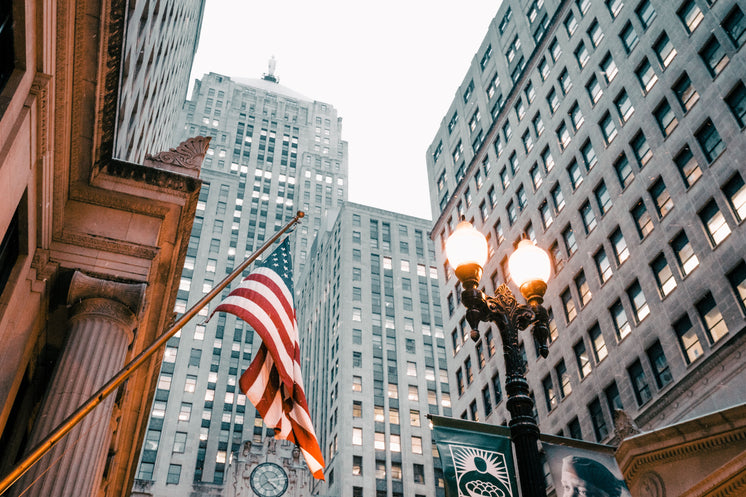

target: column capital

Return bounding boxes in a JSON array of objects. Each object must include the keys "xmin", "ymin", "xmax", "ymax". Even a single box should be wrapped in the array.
[{"xmin": 67, "ymin": 271, "xmax": 146, "ymax": 317}]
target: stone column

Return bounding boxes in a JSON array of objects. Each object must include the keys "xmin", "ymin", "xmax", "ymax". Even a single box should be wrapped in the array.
[{"xmin": 12, "ymin": 271, "xmax": 145, "ymax": 497}]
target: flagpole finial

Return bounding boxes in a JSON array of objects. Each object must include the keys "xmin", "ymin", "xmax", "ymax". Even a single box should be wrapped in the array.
[{"xmin": 297, "ymin": 210, "xmax": 305, "ymax": 219}]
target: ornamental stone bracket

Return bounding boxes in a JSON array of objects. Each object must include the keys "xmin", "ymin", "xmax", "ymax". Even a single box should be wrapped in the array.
[{"xmin": 144, "ymin": 136, "xmax": 211, "ymax": 178}]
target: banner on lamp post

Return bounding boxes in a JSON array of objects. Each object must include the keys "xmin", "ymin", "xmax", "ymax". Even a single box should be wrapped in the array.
[
  {"xmin": 431, "ymin": 415, "xmax": 518, "ymax": 497},
  {"xmin": 541, "ymin": 434, "xmax": 631, "ymax": 497}
]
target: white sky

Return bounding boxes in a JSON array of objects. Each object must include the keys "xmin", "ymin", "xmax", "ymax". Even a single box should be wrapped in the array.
[{"xmin": 190, "ymin": 1, "xmax": 500, "ymax": 220}]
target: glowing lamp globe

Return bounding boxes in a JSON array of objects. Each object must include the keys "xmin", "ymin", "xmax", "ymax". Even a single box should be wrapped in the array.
[
  {"xmin": 446, "ymin": 221, "xmax": 488, "ymax": 287},
  {"xmin": 509, "ymin": 239, "xmax": 551, "ymax": 298}
]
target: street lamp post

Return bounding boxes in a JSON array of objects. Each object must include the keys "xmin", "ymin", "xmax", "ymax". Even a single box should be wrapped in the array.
[{"xmin": 446, "ymin": 220, "xmax": 551, "ymax": 497}]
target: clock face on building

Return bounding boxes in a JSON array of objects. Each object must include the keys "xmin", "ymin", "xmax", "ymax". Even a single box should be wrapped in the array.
[{"xmin": 249, "ymin": 462, "xmax": 289, "ymax": 497}]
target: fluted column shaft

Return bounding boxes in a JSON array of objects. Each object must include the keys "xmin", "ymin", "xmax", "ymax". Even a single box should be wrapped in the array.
[{"xmin": 12, "ymin": 272, "xmax": 144, "ymax": 497}]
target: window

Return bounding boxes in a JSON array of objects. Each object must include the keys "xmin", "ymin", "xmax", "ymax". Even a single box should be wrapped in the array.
[
  {"xmin": 627, "ymin": 279, "xmax": 650, "ymax": 322},
  {"xmin": 727, "ymin": 261, "xmax": 746, "ymax": 313},
  {"xmin": 699, "ymin": 199, "xmax": 731, "ymax": 246},
  {"xmin": 678, "ymin": 0, "xmax": 703, "ymax": 33},
  {"xmin": 550, "ymin": 38, "xmax": 562, "ymax": 62},
  {"xmin": 600, "ymin": 53, "xmax": 618, "ymax": 83},
  {"xmin": 533, "ymin": 112, "xmax": 545, "ymax": 136},
  {"xmin": 353, "ymin": 376, "xmax": 362, "ymax": 391},
  {"xmin": 530, "ymin": 164, "xmax": 543, "ymax": 190},
  {"xmin": 589, "ymin": 398, "xmax": 608, "ymax": 441},
  {"xmin": 587, "ymin": 75, "xmax": 603, "ymax": 105},
  {"xmin": 353, "ymin": 456, "xmax": 363, "ymax": 476},
  {"xmin": 567, "ymin": 159, "xmax": 583, "ymax": 190},
  {"xmin": 606, "ymin": 0, "xmax": 623, "ymax": 18},
  {"xmin": 610, "ymin": 228, "xmax": 629, "ymax": 265},
  {"xmin": 551, "ymin": 183, "xmax": 565, "ymax": 212},
  {"xmin": 605, "ymin": 381, "xmax": 623, "ymax": 414},
  {"xmin": 557, "ymin": 360, "xmax": 572, "ymax": 398},
  {"xmin": 630, "ymin": 131, "xmax": 652, "ymax": 167},
  {"xmin": 548, "ymin": 88, "xmax": 560, "ymax": 114},
  {"xmin": 651, "ymin": 253, "xmax": 677, "ymax": 297},
  {"xmin": 540, "ymin": 201, "xmax": 553, "ymax": 229},
  {"xmin": 620, "ymin": 22, "xmax": 638, "ymax": 52},
  {"xmin": 581, "ymin": 140, "xmax": 597, "ymax": 170},
  {"xmin": 673, "ymin": 73, "xmax": 699, "ymax": 112},
  {"xmin": 558, "ymin": 122, "xmax": 572, "ymax": 150},
  {"xmin": 507, "ymin": 201, "xmax": 517, "ymax": 225},
  {"xmin": 726, "ymin": 81, "xmax": 746, "ymax": 127},
  {"xmin": 463, "ymin": 80, "xmax": 475, "ymax": 103},
  {"xmin": 636, "ymin": 0, "xmax": 656, "ymax": 29},
  {"xmin": 674, "ymin": 314, "xmax": 703, "ymax": 364},
  {"xmin": 671, "ymin": 230, "xmax": 699, "ymax": 276},
  {"xmin": 413, "ymin": 463, "xmax": 425, "ymax": 484},
  {"xmin": 614, "ymin": 154, "xmax": 633, "ymax": 188},
  {"xmin": 696, "ymin": 292, "xmax": 728, "ymax": 343},
  {"xmin": 636, "ymin": 59, "xmax": 658, "ymax": 93},
  {"xmin": 594, "ymin": 181, "xmax": 612, "ymax": 214},
  {"xmin": 700, "ymin": 36, "xmax": 729, "ymax": 77},
  {"xmin": 649, "ymin": 178, "xmax": 673, "ymax": 218},
  {"xmin": 654, "ymin": 99, "xmax": 678, "ymax": 137},
  {"xmin": 574, "ymin": 340, "xmax": 592, "ymax": 378},
  {"xmin": 594, "ymin": 248, "xmax": 612, "ymax": 283},
  {"xmin": 543, "ymin": 375, "xmax": 557, "ymax": 411},
  {"xmin": 565, "ymin": 11, "xmax": 578, "ymax": 36},
  {"xmin": 562, "ymin": 288, "xmax": 577, "ymax": 323},
  {"xmin": 631, "ymin": 199, "xmax": 654, "ymax": 239},
  {"xmin": 570, "ymin": 103, "xmax": 584, "ymax": 131},
  {"xmin": 615, "ymin": 90, "xmax": 634, "ymax": 122},
  {"xmin": 412, "ymin": 436, "xmax": 423, "ymax": 454},
  {"xmin": 539, "ymin": 58, "xmax": 550, "ymax": 81},
  {"xmin": 480, "ymin": 45, "xmax": 492, "ymax": 70},
  {"xmin": 576, "ymin": 42, "xmax": 590, "ymax": 68},
  {"xmin": 723, "ymin": 173, "xmax": 746, "ymax": 221},
  {"xmin": 353, "ymin": 401, "xmax": 362, "ymax": 417},
  {"xmin": 575, "ymin": 271, "xmax": 592, "ymax": 306},
  {"xmin": 542, "ymin": 146, "xmax": 555, "ymax": 171},
  {"xmin": 179, "ymin": 402, "xmax": 192, "ymax": 422},
  {"xmin": 167, "ymin": 464, "xmax": 181, "ymax": 485},
  {"xmin": 568, "ymin": 418, "xmax": 583, "ymax": 440},
  {"xmin": 590, "ymin": 323, "xmax": 608, "ymax": 362},
  {"xmin": 580, "ymin": 201, "xmax": 596, "ymax": 233},
  {"xmin": 674, "ymin": 145, "xmax": 702, "ymax": 187},
  {"xmin": 588, "ymin": 19, "xmax": 604, "ymax": 47},
  {"xmin": 600, "ymin": 113, "xmax": 617, "ymax": 144},
  {"xmin": 610, "ymin": 299, "xmax": 631, "ymax": 340},
  {"xmin": 562, "ymin": 225, "xmax": 577, "ymax": 255},
  {"xmin": 653, "ymin": 32, "xmax": 677, "ymax": 68},
  {"xmin": 647, "ymin": 340, "xmax": 673, "ymax": 389},
  {"xmin": 628, "ymin": 359, "xmax": 652, "ymax": 406},
  {"xmin": 723, "ymin": 5, "xmax": 746, "ymax": 47}
]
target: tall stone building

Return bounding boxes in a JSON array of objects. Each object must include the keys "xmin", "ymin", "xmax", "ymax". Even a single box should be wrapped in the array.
[
  {"xmin": 296, "ymin": 203, "xmax": 449, "ymax": 497},
  {"xmin": 0, "ymin": 1, "xmax": 205, "ymax": 496},
  {"xmin": 426, "ymin": 0, "xmax": 746, "ymax": 492},
  {"xmin": 131, "ymin": 71, "xmax": 348, "ymax": 496},
  {"xmin": 114, "ymin": 0, "xmax": 206, "ymax": 163}
]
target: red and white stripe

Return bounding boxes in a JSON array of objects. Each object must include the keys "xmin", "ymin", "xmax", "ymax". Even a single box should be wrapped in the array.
[{"xmin": 214, "ymin": 266, "xmax": 325, "ymax": 480}]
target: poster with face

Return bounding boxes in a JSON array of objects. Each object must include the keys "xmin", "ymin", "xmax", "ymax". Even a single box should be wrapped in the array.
[{"xmin": 543, "ymin": 437, "xmax": 631, "ymax": 497}]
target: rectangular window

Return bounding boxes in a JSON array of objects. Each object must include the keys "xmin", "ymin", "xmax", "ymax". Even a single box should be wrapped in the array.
[
  {"xmin": 575, "ymin": 270, "xmax": 592, "ymax": 306},
  {"xmin": 674, "ymin": 145, "xmax": 702, "ymax": 187},
  {"xmin": 651, "ymin": 252, "xmax": 677, "ymax": 297},
  {"xmin": 631, "ymin": 199, "xmax": 654, "ymax": 239},
  {"xmin": 654, "ymin": 99, "xmax": 678, "ymax": 136},
  {"xmin": 540, "ymin": 201, "xmax": 553, "ymax": 229},
  {"xmin": 589, "ymin": 323, "xmax": 608, "ymax": 362},
  {"xmin": 167, "ymin": 464, "xmax": 181, "ymax": 485},
  {"xmin": 627, "ymin": 279, "xmax": 650, "ymax": 322},
  {"xmin": 589, "ymin": 398, "xmax": 608, "ymax": 441},
  {"xmin": 562, "ymin": 225, "xmax": 577, "ymax": 255},
  {"xmin": 570, "ymin": 103, "xmax": 584, "ymax": 131},
  {"xmin": 543, "ymin": 375, "xmax": 557, "ymax": 411},
  {"xmin": 581, "ymin": 140, "xmax": 598, "ymax": 170},
  {"xmin": 636, "ymin": 0, "xmax": 656, "ymax": 28},
  {"xmin": 700, "ymin": 36, "xmax": 729, "ymax": 77},
  {"xmin": 574, "ymin": 340, "xmax": 592, "ymax": 378},
  {"xmin": 699, "ymin": 199, "xmax": 731, "ymax": 246},
  {"xmin": 636, "ymin": 58, "xmax": 658, "ymax": 93},
  {"xmin": 647, "ymin": 340, "xmax": 673, "ymax": 389},
  {"xmin": 628, "ymin": 359, "xmax": 652, "ymax": 406},
  {"xmin": 649, "ymin": 177, "xmax": 673, "ymax": 218},
  {"xmin": 620, "ymin": 22, "xmax": 638, "ymax": 52},
  {"xmin": 723, "ymin": 5, "xmax": 746, "ymax": 48},
  {"xmin": 606, "ymin": 0, "xmax": 624, "ymax": 18},
  {"xmin": 580, "ymin": 201, "xmax": 596, "ymax": 233},
  {"xmin": 568, "ymin": 160, "xmax": 583, "ymax": 189},
  {"xmin": 610, "ymin": 300, "xmax": 631, "ymax": 340},
  {"xmin": 587, "ymin": 75, "xmax": 603, "ymax": 104},
  {"xmin": 678, "ymin": 0, "xmax": 703, "ymax": 33},
  {"xmin": 698, "ymin": 119, "xmax": 726, "ymax": 163},
  {"xmin": 654, "ymin": 32, "xmax": 677, "ymax": 67},
  {"xmin": 552, "ymin": 183, "xmax": 565, "ymax": 212},
  {"xmin": 673, "ymin": 72, "xmax": 699, "ymax": 112},
  {"xmin": 562, "ymin": 287, "xmax": 577, "ymax": 323},
  {"xmin": 727, "ymin": 261, "xmax": 746, "ymax": 313},
  {"xmin": 723, "ymin": 173, "xmax": 746, "ymax": 222},
  {"xmin": 605, "ymin": 381, "xmax": 623, "ymax": 413},
  {"xmin": 615, "ymin": 90, "xmax": 634, "ymax": 122},
  {"xmin": 674, "ymin": 314, "xmax": 703, "ymax": 364},
  {"xmin": 594, "ymin": 181, "xmax": 612, "ymax": 215},
  {"xmin": 614, "ymin": 154, "xmax": 634, "ymax": 188},
  {"xmin": 671, "ymin": 230, "xmax": 699, "ymax": 276},
  {"xmin": 576, "ymin": 42, "xmax": 590, "ymax": 68},
  {"xmin": 631, "ymin": 131, "xmax": 652, "ymax": 167},
  {"xmin": 610, "ymin": 228, "xmax": 629, "ymax": 265},
  {"xmin": 548, "ymin": 88, "xmax": 560, "ymax": 114},
  {"xmin": 588, "ymin": 19, "xmax": 604, "ymax": 47},
  {"xmin": 600, "ymin": 112, "xmax": 617, "ymax": 144},
  {"xmin": 696, "ymin": 292, "xmax": 728, "ymax": 343},
  {"xmin": 557, "ymin": 360, "xmax": 572, "ymax": 398},
  {"xmin": 594, "ymin": 247, "xmax": 612, "ymax": 283}
]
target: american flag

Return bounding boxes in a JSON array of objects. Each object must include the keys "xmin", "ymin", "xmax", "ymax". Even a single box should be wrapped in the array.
[{"xmin": 212, "ymin": 238, "xmax": 325, "ymax": 479}]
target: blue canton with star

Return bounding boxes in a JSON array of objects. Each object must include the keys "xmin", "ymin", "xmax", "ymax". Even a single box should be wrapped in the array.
[{"xmin": 259, "ymin": 238, "xmax": 294, "ymax": 295}]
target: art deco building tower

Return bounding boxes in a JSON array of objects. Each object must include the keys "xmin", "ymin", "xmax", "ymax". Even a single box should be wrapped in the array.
[
  {"xmin": 132, "ymin": 70, "xmax": 348, "ymax": 496},
  {"xmin": 426, "ymin": 0, "xmax": 746, "ymax": 492},
  {"xmin": 297, "ymin": 202, "xmax": 450, "ymax": 497}
]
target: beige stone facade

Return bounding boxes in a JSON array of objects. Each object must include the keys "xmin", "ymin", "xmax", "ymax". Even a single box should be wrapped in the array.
[{"xmin": 0, "ymin": 1, "xmax": 204, "ymax": 496}]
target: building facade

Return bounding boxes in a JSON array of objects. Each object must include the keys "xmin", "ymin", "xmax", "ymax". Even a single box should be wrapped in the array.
[
  {"xmin": 132, "ymin": 72, "xmax": 349, "ymax": 496},
  {"xmin": 297, "ymin": 202, "xmax": 449, "ymax": 497},
  {"xmin": 426, "ymin": 0, "xmax": 746, "ymax": 492},
  {"xmin": 0, "ymin": 1, "xmax": 205, "ymax": 496},
  {"xmin": 114, "ymin": 0, "xmax": 206, "ymax": 163}
]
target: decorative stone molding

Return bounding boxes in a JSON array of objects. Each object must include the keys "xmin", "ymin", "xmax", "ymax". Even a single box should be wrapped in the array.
[
  {"xmin": 29, "ymin": 73, "xmax": 52, "ymax": 155},
  {"xmin": 638, "ymin": 472, "xmax": 666, "ymax": 497},
  {"xmin": 67, "ymin": 271, "xmax": 146, "ymax": 319},
  {"xmin": 143, "ymin": 136, "xmax": 211, "ymax": 177}
]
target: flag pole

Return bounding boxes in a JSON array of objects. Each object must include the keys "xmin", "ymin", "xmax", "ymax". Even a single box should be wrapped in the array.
[{"xmin": 0, "ymin": 211, "xmax": 306, "ymax": 496}]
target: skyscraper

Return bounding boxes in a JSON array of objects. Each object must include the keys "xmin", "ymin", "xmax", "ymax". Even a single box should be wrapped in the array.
[
  {"xmin": 132, "ymin": 71, "xmax": 348, "ymax": 496},
  {"xmin": 114, "ymin": 0, "xmax": 207, "ymax": 163},
  {"xmin": 296, "ymin": 202, "xmax": 449, "ymax": 497},
  {"xmin": 426, "ymin": 0, "xmax": 746, "ymax": 490}
]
